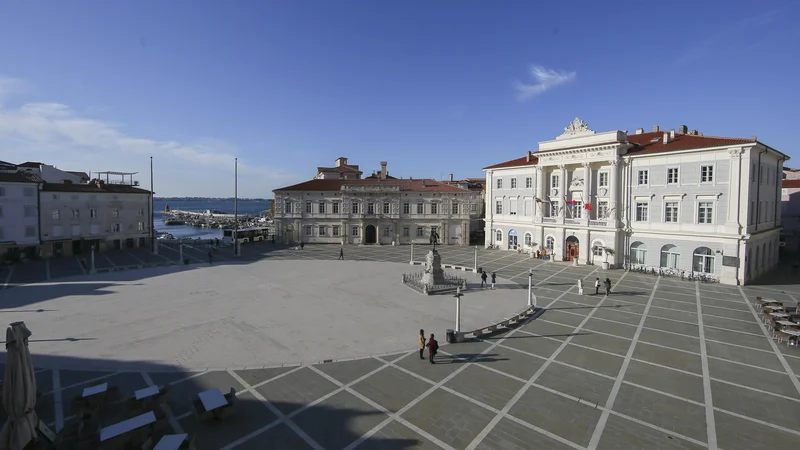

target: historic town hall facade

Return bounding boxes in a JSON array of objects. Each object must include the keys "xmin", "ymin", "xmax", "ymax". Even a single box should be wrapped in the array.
[{"xmin": 484, "ymin": 118, "xmax": 786, "ymax": 285}]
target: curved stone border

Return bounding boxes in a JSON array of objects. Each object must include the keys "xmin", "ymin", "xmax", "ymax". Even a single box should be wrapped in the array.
[{"xmin": 453, "ymin": 305, "xmax": 539, "ymax": 342}]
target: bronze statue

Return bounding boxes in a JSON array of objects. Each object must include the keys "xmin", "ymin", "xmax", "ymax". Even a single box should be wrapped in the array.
[{"xmin": 430, "ymin": 229, "xmax": 440, "ymax": 251}]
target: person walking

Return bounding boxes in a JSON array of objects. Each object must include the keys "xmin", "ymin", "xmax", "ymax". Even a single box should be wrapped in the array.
[
  {"xmin": 426, "ymin": 334, "xmax": 439, "ymax": 364},
  {"xmin": 208, "ymin": 251, "xmax": 213, "ymax": 265},
  {"xmin": 594, "ymin": 277, "xmax": 601, "ymax": 295},
  {"xmin": 491, "ymin": 271, "xmax": 497, "ymax": 289},
  {"xmin": 418, "ymin": 329, "xmax": 426, "ymax": 360},
  {"xmin": 604, "ymin": 278, "xmax": 612, "ymax": 295},
  {"xmin": 577, "ymin": 279, "xmax": 584, "ymax": 295},
  {"xmin": 480, "ymin": 270, "xmax": 488, "ymax": 288},
  {"xmin": 300, "ymin": 242, "xmax": 305, "ymax": 250},
  {"xmin": 338, "ymin": 248, "xmax": 344, "ymax": 260}
]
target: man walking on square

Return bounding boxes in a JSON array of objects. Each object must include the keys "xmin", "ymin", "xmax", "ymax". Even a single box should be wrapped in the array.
[
  {"xmin": 338, "ymin": 248, "xmax": 344, "ymax": 260},
  {"xmin": 418, "ymin": 329, "xmax": 426, "ymax": 359},
  {"xmin": 426, "ymin": 333, "xmax": 439, "ymax": 364},
  {"xmin": 208, "ymin": 250, "xmax": 213, "ymax": 265},
  {"xmin": 594, "ymin": 277, "xmax": 601, "ymax": 295},
  {"xmin": 480, "ymin": 270, "xmax": 488, "ymax": 288},
  {"xmin": 604, "ymin": 278, "xmax": 612, "ymax": 295},
  {"xmin": 491, "ymin": 271, "xmax": 497, "ymax": 289}
]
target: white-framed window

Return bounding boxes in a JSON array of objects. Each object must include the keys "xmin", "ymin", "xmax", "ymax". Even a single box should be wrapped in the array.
[
  {"xmin": 701, "ymin": 165, "xmax": 714, "ymax": 183},
  {"xmin": 138, "ymin": 222, "xmax": 144, "ymax": 231},
  {"xmin": 332, "ymin": 202, "xmax": 340, "ymax": 214},
  {"xmin": 284, "ymin": 201, "xmax": 292, "ymax": 214},
  {"xmin": 525, "ymin": 177, "xmax": 532, "ymax": 189},
  {"xmin": 511, "ymin": 178, "xmax": 517, "ymax": 189},
  {"xmin": 431, "ymin": 203, "xmax": 438, "ymax": 214},
  {"xmin": 52, "ymin": 209, "xmax": 60, "ymax": 220},
  {"xmin": 523, "ymin": 198, "xmax": 532, "ymax": 216},
  {"xmin": 332, "ymin": 226, "xmax": 340, "ymax": 236},
  {"xmin": 496, "ymin": 230, "xmax": 502, "ymax": 242},
  {"xmin": 664, "ymin": 201, "xmax": 679, "ymax": 222},
  {"xmin": 71, "ymin": 209, "xmax": 80, "ymax": 219},
  {"xmin": 352, "ymin": 226, "xmax": 359, "ymax": 236},
  {"xmin": 383, "ymin": 202, "xmax": 390, "ymax": 214},
  {"xmin": 319, "ymin": 225, "xmax": 326, "ymax": 235},
  {"xmin": 495, "ymin": 200, "xmax": 502, "ymax": 214},
  {"xmin": 667, "ymin": 168, "xmax": 679, "ymax": 184},
  {"xmin": 637, "ymin": 170, "xmax": 649, "ymax": 185},
  {"xmin": 698, "ymin": 201, "xmax": 714, "ymax": 224},
  {"xmin": 509, "ymin": 199, "xmax": 517, "ymax": 216},
  {"xmin": 417, "ymin": 227, "xmax": 424, "ymax": 237},
  {"xmin": 451, "ymin": 202, "xmax": 458, "ymax": 214},
  {"xmin": 305, "ymin": 225, "xmax": 312, "ymax": 236},
  {"xmin": 693, "ymin": 247, "xmax": 715, "ymax": 273},
  {"xmin": 403, "ymin": 202, "xmax": 410, "ymax": 214},
  {"xmin": 402, "ymin": 227, "xmax": 409, "ymax": 237},
  {"xmin": 367, "ymin": 202, "xmax": 375, "ymax": 214},
  {"xmin": 551, "ymin": 201, "xmax": 559, "ymax": 216},
  {"xmin": 306, "ymin": 201, "xmax": 313, "ymax": 213},
  {"xmin": 318, "ymin": 202, "xmax": 326, "ymax": 214},
  {"xmin": 592, "ymin": 244, "xmax": 604, "ymax": 257},
  {"xmin": 25, "ymin": 226, "xmax": 36, "ymax": 237},
  {"xmin": 111, "ymin": 223, "xmax": 121, "ymax": 232},
  {"xmin": 572, "ymin": 201, "xmax": 583, "ymax": 219},
  {"xmin": 630, "ymin": 242, "xmax": 646, "ymax": 265},
  {"xmin": 598, "ymin": 172, "xmax": 608, "ymax": 187},
  {"xmin": 545, "ymin": 236, "xmax": 554, "ymax": 250},
  {"xmin": 24, "ymin": 205, "xmax": 36, "ymax": 217},
  {"xmin": 597, "ymin": 201, "xmax": 609, "ymax": 219},
  {"xmin": 383, "ymin": 227, "xmax": 390, "ymax": 237},
  {"xmin": 635, "ymin": 202, "xmax": 649, "ymax": 221},
  {"xmin": 660, "ymin": 244, "xmax": 680, "ymax": 269},
  {"xmin": 416, "ymin": 202, "xmax": 423, "ymax": 214},
  {"xmin": 551, "ymin": 175, "xmax": 559, "ymax": 189},
  {"xmin": 112, "ymin": 208, "xmax": 119, "ymax": 218},
  {"xmin": 496, "ymin": 178, "xmax": 503, "ymax": 189},
  {"xmin": 352, "ymin": 202, "xmax": 359, "ymax": 214},
  {"xmin": 471, "ymin": 203, "xmax": 478, "ymax": 212},
  {"xmin": 524, "ymin": 233, "xmax": 532, "ymax": 246}
]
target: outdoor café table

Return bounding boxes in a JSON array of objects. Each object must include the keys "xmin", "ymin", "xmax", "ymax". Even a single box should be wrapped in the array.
[
  {"xmin": 82, "ymin": 383, "xmax": 108, "ymax": 398},
  {"xmin": 198, "ymin": 389, "xmax": 227, "ymax": 412},
  {"xmin": 153, "ymin": 434, "xmax": 188, "ymax": 450},
  {"xmin": 770, "ymin": 313, "xmax": 790, "ymax": 319},
  {"xmin": 135, "ymin": 385, "xmax": 160, "ymax": 401},
  {"xmin": 99, "ymin": 411, "xmax": 156, "ymax": 442},
  {"xmin": 765, "ymin": 305, "xmax": 786, "ymax": 311},
  {"xmin": 777, "ymin": 320, "xmax": 800, "ymax": 327}
]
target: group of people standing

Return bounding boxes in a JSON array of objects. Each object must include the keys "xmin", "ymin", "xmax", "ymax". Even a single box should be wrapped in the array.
[
  {"xmin": 418, "ymin": 329, "xmax": 439, "ymax": 363},
  {"xmin": 479, "ymin": 270, "xmax": 496, "ymax": 289}
]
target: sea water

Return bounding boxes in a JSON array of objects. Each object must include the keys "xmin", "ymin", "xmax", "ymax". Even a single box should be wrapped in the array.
[{"xmin": 153, "ymin": 199, "xmax": 271, "ymax": 239}]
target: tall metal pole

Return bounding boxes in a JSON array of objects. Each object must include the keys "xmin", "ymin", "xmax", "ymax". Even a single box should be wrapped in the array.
[
  {"xmin": 455, "ymin": 287, "xmax": 462, "ymax": 332},
  {"xmin": 473, "ymin": 246, "xmax": 478, "ymax": 273},
  {"xmin": 528, "ymin": 269, "xmax": 534, "ymax": 307},
  {"xmin": 410, "ymin": 243, "xmax": 414, "ymax": 264},
  {"xmin": 150, "ymin": 157, "xmax": 157, "ymax": 255},
  {"xmin": 234, "ymin": 158, "xmax": 239, "ymax": 256}
]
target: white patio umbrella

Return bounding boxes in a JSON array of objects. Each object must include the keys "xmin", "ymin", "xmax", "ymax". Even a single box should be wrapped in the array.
[{"xmin": 0, "ymin": 322, "xmax": 38, "ymax": 450}]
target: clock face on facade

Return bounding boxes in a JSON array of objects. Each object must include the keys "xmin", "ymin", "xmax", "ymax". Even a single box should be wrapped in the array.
[
  {"xmin": 551, "ymin": 188, "xmax": 558, "ymax": 196},
  {"xmin": 599, "ymin": 188, "xmax": 608, "ymax": 196}
]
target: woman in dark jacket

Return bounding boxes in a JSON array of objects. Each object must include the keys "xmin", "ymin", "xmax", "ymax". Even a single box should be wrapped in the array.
[{"xmin": 426, "ymin": 334, "xmax": 439, "ymax": 364}]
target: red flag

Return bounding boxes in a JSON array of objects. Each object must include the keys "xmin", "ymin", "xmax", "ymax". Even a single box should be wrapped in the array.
[{"xmin": 584, "ymin": 203, "xmax": 593, "ymax": 211}]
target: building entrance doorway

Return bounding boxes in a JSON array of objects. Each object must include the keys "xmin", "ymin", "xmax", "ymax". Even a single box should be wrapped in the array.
[
  {"xmin": 364, "ymin": 225, "xmax": 377, "ymax": 244},
  {"xmin": 565, "ymin": 236, "xmax": 580, "ymax": 261},
  {"xmin": 508, "ymin": 230, "xmax": 518, "ymax": 250}
]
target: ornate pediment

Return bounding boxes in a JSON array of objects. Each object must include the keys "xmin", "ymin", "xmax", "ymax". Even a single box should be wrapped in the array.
[{"xmin": 560, "ymin": 117, "xmax": 592, "ymax": 136}]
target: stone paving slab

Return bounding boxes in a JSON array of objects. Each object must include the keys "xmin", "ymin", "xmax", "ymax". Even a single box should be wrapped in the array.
[{"xmin": 3, "ymin": 246, "xmax": 800, "ymax": 449}]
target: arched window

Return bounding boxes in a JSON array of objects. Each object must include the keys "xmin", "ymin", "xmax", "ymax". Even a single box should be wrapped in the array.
[
  {"xmin": 524, "ymin": 233, "xmax": 532, "ymax": 246},
  {"xmin": 693, "ymin": 247, "xmax": 715, "ymax": 274},
  {"xmin": 630, "ymin": 242, "xmax": 646, "ymax": 265},
  {"xmin": 496, "ymin": 230, "xmax": 502, "ymax": 243},
  {"xmin": 660, "ymin": 244, "xmax": 680, "ymax": 269},
  {"xmin": 592, "ymin": 241, "xmax": 604, "ymax": 257},
  {"xmin": 545, "ymin": 236, "xmax": 554, "ymax": 250}
]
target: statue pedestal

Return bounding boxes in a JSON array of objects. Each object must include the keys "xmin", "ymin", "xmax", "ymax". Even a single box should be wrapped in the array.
[{"xmin": 421, "ymin": 250, "xmax": 445, "ymax": 286}]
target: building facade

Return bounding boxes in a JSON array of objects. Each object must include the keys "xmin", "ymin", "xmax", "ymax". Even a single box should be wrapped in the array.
[
  {"xmin": 484, "ymin": 118, "xmax": 786, "ymax": 285},
  {"xmin": 273, "ymin": 159, "xmax": 475, "ymax": 246},
  {"xmin": 0, "ymin": 172, "xmax": 41, "ymax": 260}
]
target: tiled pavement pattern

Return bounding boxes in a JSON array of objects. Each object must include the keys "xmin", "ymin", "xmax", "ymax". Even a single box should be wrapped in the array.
[{"xmin": 1, "ymin": 243, "xmax": 800, "ymax": 449}]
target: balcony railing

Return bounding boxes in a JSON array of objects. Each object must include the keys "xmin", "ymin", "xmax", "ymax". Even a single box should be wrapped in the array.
[
  {"xmin": 542, "ymin": 217, "xmax": 557, "ymax": 223},
  {"xmin": 564, "ymin": 218, "xmax": 582, "ymax": 225},
  {"xmin": 589, "ymin": 220, "xmax": 608, "ymax": 227}
]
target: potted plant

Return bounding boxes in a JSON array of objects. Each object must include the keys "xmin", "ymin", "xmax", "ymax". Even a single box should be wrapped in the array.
[{"xmin": 601, "ymin": 247, "xmax": 615, "ymax": 270}]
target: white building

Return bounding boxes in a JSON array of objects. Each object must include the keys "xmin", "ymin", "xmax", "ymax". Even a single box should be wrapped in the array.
[
  {"xmin": 273, "ymin": 159, "xmax": 475, "ymax": 246},
  {"xmin": 17, "ymin": 161, "xmax": 90, "ymax": 184},
  {"xmin": 0, "ymin": 171, "xmax": 41, "ymax": 260},
  {"xmin": 484, "ymin": 118, "xmax": 786, "ymax": 285}
]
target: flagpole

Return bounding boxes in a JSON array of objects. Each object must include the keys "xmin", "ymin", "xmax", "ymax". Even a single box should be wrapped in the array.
[{"xmin": 234, "ymin": 157, "xmax": 239, "ymax": 256}]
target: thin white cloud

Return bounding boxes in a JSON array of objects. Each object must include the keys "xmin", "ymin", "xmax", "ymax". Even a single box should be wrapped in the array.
[
  {"xmin": 0, "ymin": 76, "xmax": 301, "ymax": 197},
  {"xmin": 513, "ymin": 65, "xmax": 576, "ymax": 101}
]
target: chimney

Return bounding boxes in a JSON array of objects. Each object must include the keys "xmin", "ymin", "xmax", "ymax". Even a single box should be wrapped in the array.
[
  {"xmin": 663, "ymin": 131, "xmax": 669, "ymax": 144},
  {"xmin": 750, "ymin": 135, "xmax": 757, "ymax": 141},
  {"xmin": 679, "ymin": 125, "xmax": 688, "ymax": 134},
  {"xmin": 652, "ymin": 125, "xmax": 660, "ymax": 132},
  {"xmin": 380, "ymin": 161, "xmax": 387, "ymax": 180},
  {"xmin": 635, "ymin": 128, "xmax": 644, "ymax": 135},
  {"xmin": 526, "ymin": 150, "xmax": 532, "ymax": 162},
  {"xmin": 670, "ymin": 129, "xmax": 675, "ymax": 139},
  {"xmin": 335, "ymin": 157, "xmax": 348, "ymax": 168},
  {"xmin": 689, "ymin": 129, "xmax": 698, "ymax": 135},
  {"xmin": 449, "ymin": 173, "xmax": 454, "ymax": 182}
]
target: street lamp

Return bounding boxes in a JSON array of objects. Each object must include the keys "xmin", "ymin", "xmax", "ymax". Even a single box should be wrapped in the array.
[
  {"xmin": 454, "ymin": 287, "xmax": 463, "ymax": 332},
  {"xmin": 527, "ymin": 268, "xmax": 534, "ymax": 307}
]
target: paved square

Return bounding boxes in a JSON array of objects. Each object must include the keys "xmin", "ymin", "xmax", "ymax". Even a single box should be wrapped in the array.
[{"xmin": 2, "ymin": 243, "xmax": 800, "ymax": 449}]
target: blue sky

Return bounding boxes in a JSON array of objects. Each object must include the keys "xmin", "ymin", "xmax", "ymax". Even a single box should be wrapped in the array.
[{"xmin": 1, "ymin": 0, "xmax": 798, "ymax": 197}]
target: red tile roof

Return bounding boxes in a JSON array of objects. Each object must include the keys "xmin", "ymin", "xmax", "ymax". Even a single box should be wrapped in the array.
[
  {"xmin": 783, "ymin": 179, "xmax": 800, "ymax": 189},
  {"xmin": 274, "ymin": 178, "xmax": 468, "ymax": 192},
  {"xmin": 316, "ymin": 165, "xmax": 363, "ymax": 174},
  {"xmin": 626, "ymin": 131, "xmax": 756, "ymax": 156},
  {"xmin": 483, "ymin": 155, "xmax": 538, "ymax": 170}
]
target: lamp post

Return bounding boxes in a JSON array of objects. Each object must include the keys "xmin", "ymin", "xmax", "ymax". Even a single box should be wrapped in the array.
[
  {"xmin": 150, "ymin": 156, "xmax": 157, "ymax": 255},
  {"xmin": 410, "ymin": 242, "xmax": 414, "ymax": 264},
  {"xmin": 90, "ymin": 245, "xmax": 96, "ymax": 274},
  {"xmin": 528, "ymin": 268, "xmax": 534, "ymax": 307},
  {"xmin": 454, "ymin": 287, "xmax": 462, "ymax": 332},
  {"xmin": 473, "ymin": 246, "xmax": 478, "ymax": 273},
  {"xmin": 234, "ymin": 157, "xmax": 239, "ymax": 256}
]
